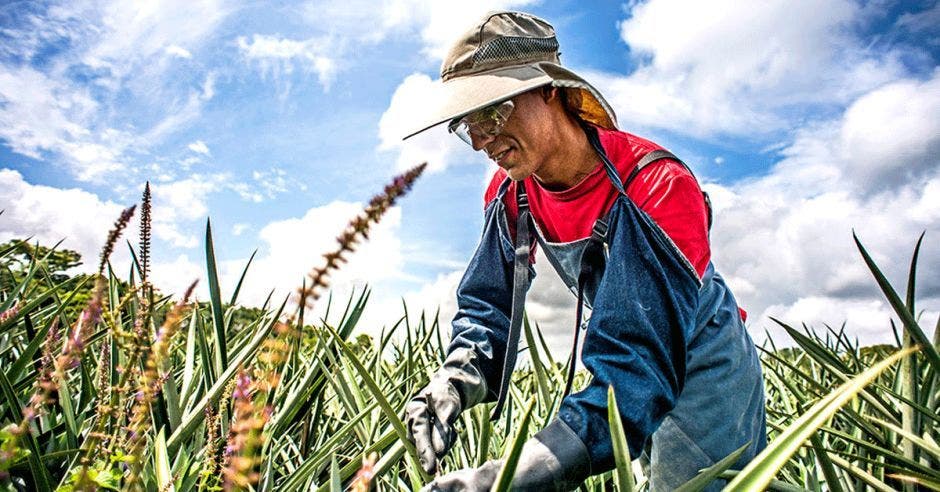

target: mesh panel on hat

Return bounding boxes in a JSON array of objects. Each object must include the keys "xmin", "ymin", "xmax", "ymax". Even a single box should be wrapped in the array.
[{"xmin": 472, "ymin": 35, "xmax": 559, "ymax": 67}]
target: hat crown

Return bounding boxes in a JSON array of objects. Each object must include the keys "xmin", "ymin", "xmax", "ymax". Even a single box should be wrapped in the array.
[{"xmin": 441, "ymin": 11, "xmax": 560, "ymax": 81}]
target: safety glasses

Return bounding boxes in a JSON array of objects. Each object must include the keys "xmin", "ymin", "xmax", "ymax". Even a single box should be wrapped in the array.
[{"xmin": 448, "ymin": 99, "xmax": 515, "ymax": 146}]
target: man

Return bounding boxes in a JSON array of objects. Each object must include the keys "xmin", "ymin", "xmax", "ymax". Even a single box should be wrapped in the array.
[{"xmin": 403, "ymin": 11, "xmax": 766, "ymax": 492}]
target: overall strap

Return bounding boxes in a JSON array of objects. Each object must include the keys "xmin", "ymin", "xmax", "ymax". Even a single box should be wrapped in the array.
[
  {"xmin": 585, "ymin": 125, "xmax": 625, "ymax": 194},
  {"xmin": 561, "ymin": 124, "xmax": 621, "ymax": 399},
  {"xmin": 561, "ymin": 126, "xmax": 712, "ymax": 399},
  {"xmin": 625, "ymin": 149, "xmax": 679, "ymax": 188},
  {"xmin": 563, "ymin": 217, "xmax": 608, "ymax": 398},
  {"xmin": 491, "ymin": 182, "xmax": 533, "ymax": 420},
  {"xmin": 624, "ymin": 148, "xmax": 714, "ymax": 231}
]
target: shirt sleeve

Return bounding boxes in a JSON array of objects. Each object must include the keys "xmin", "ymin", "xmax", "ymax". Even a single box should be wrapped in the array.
[
  {"xmin": 628, "ymin": 160, "xmax": 711, "ymax": 278},
  {"xmin": 447, "ymin": 199, "xmax": 518, "ymax": 402}
]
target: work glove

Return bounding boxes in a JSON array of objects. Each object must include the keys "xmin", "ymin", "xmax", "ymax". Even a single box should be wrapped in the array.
[
  {"xmin": 421, "ymin": 419, "xmax": 591, "ymax": 492},
  {"xmin": 406, "ymin": 348, "xmax": 489, "ymax": 474}
]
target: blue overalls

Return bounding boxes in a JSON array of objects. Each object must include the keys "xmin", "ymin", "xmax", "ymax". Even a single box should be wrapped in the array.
[{"xmin": 448, "ymin": 126, "xmax": 767, "ymax": 491}]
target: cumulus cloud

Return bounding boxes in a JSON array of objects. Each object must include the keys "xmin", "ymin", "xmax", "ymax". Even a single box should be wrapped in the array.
[
  {"xmin": 598, "ymin": 0, "xmax": 908, "ymax": 136},
  {"xmin": 149, "ymin": 253, "xmax": 206, "ymax": 303},
  {"xmin": 378, "ymin": 73, "xmax": 469, "ymax": 173},
  {"xmin": 150, "ymin": 174, "xmax": 230, "ymax": 248},
  {"xmin": 219, "ymin": 201, "xmax": 405, "ymax": 315},
  {"xmin": 707, "ymin": 74, "xmax": 940, "ymax": 345},
  {"xmin": 833, "ymin": 74, "xmax": 940, "ymax": 193},
  {"xmin": 0, "ymin": 168, "xmax": 130, "ymax": 272}
]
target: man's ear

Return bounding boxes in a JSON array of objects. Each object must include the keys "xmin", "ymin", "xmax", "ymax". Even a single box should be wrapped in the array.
[{"xmin": 541, "ymin": 85, "xmax": 559, "ymax": 102}]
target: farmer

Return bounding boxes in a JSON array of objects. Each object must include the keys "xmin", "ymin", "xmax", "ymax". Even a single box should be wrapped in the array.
[{"xmin": 403, "ymin": 11, "xmax": 766, "ymax": 492}]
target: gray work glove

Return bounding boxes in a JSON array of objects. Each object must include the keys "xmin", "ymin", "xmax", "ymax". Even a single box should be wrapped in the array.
[
  {"xmin": 421, "ymin": 419, "xmax": 591, "ymax": 492},
  {"xmin": 406, "ymin": 348, "xmax": 488, "ymax": 474}
]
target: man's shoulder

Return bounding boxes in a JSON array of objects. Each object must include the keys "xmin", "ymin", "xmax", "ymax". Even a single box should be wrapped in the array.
[
  {"xmin": 596, "ymin": 126, "xmax": 663, "ymax": 162},
  {"xmin": 596, "ymin": 127, "xmax": 696, "ymax": 190}
]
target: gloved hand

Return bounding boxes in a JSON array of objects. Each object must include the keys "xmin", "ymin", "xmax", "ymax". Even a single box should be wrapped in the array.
[
  {"xmin": 421, "ymin": 419, "xmax": 591, "ymax": 492},
  {"xmin": 420, "ymin": 460, "xmax": 500, "ymax": 492},
  {"xmin": 406, "ymin": 348, "xmax": 488, "ymax": 474}
]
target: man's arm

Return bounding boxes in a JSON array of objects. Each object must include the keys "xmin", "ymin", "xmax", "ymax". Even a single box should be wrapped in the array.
[
  {"xmin": 406, "ymin": 197, "xmax": 523, "ymax": 474},
  {"xmin": 447, "ymin": 197, "xmax": 520, "ymax": 402}
]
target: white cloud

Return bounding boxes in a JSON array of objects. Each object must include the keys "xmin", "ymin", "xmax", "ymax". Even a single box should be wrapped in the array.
[
  {"xmin": 150, "ymin": 174, "xmax": 230, "ymax": 248},
  {"xmin": 87, "ymin": 0, "xmax": 228, "ymax": 75},
  {"xmin": 0, "ymin": 168, "xmax": 130, "ymax": 273},
  {"xmin": 149, "ymin": 253, "xmax": 206, "ymax": 303},
  {"xmin": 760, "ymin": 297, "xmax": 939, "ymax": 347},
  {"xmin": 229, "ymin": 183, "xmax": 264, "ymax": 203},
  {"xmin": 357, "ymin": 269, "xmax": 464, "ymax": 339},
  {"xmin": 0, "ymin": 1, "xmax": 227, "ymax": 182},
  {"xmin": 834, "ymin": 74, "xmax": 940, "ymax": 192},
  {"xmin": 252, "ymin": 167, "xmax": 291, "ymax": 199},
  {"xmin": 142, "ymin": 73, "xmax": 218, "ymax": 142},
  {"xmin": 378, "ymin": 73, "xmax": 468, "ymax": 173},
  {"xmin": 597, "ymin": 0, "xmax": 908, "ymax": 136},
  {"xmin": 0, "ymin": 66, "xmax": 128, "ymax": 180},
  {"xmin": 358, "ymin": 248, "xmax": 585, "ymax": 361},
  {"xmin": 223, "ymin": 201, "xmax": 405, "ymax": 314},
  {"xmin": 225, "ymin": 167, "xmax": 293, "ymax": 204},
  {"xmin": 188, "ymin": 140, "xmax": 211, "ymax": 156},
  {"xmin": 165, "ymin": 45, "xmax": 193, "ymax": 59},
  {"xmin": 706, "ymin": 74, "xmax": 940, "ymax": 345},
  {"xmin": 298, "ymin": 0, "xmax": 537, "ymax": 59},
  {"xmin": 232, "ymin": 223, "xmax": 250, "ymax": 236},
  {"xmin": 398, "ymin": 0, "xmax": 540, "ymax": 60},
  {"xmin": 237, "ymin": 34, "xmax": 338, "ymax": 92}
]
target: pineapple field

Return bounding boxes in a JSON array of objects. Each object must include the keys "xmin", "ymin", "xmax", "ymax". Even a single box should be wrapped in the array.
[{"xmin": 0, "ymin": 168, "xmax": 937, "ymax": 491}]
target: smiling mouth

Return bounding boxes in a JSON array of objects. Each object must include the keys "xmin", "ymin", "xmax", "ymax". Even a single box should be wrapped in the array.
[{"xmin": 491, "ymin": 148, "xmax": 512, "ymax": 165}]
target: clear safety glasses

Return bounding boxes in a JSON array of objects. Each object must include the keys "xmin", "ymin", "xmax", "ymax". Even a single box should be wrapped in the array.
[{"xmin": 448, "ymin": 99, "xmax": 515, "ymax": 146}]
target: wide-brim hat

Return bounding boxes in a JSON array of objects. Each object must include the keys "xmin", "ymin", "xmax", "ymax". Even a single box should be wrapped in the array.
[{"xmin": 403, "ymin": 11, "xmax": 618, "ymax": 139}]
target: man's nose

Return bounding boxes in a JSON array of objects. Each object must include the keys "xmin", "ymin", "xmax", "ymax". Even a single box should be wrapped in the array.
[{"xmin": 470, "ymin": 132, "xmax": 495, "ymax": 151}]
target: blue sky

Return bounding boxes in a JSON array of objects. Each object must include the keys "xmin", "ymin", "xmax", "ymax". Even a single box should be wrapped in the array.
[{"xmin": 1, "ymin": 0, "xmax": 937, "ymax": 351}]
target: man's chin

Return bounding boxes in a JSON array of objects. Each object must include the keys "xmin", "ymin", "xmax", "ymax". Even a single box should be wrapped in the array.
[{"xmin": 505, "ymin": 167, "xmax": 530, "ymax": 182}]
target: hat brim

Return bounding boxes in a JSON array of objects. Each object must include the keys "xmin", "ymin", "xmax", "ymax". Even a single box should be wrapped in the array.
[
  {"xmin": 402, "ymin": 65, "xmax": 552, "ymax": 140},
  {"xmin": 402, "ymin": 62, "xmax": 617, "ymax": 140}
]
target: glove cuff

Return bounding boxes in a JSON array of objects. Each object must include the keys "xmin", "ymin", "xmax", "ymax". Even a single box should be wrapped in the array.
[
  {"xmin": 512, "ymin": 419, "xmax": 592, "ymax": 491},
  {"xmin": 438, "ymin": 347, "xmax": 488, "ymax": 410}
]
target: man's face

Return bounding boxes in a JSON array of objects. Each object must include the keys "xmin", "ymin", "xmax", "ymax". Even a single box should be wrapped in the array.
[{"xmin": 469, "ymin": 89, "xmax": 555, "ymax": 181}]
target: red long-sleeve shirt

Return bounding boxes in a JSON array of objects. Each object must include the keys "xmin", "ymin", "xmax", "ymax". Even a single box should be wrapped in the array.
[{"xmin": 484, "ymin": 126, "xmax": 711, "ymax": 279}]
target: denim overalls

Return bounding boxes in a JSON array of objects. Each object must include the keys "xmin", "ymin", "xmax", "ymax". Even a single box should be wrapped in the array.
[{"xmin": 448, "ymin": 127, "xmax": 767, "ymax": 491}]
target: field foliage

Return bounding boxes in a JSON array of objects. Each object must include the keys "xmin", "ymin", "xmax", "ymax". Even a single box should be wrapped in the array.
[{"xmin": 0, "ymin": 172, "xmax": 937, "ymax": 491}]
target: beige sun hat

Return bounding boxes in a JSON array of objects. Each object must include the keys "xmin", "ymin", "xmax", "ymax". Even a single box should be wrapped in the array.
[{"xmin": 403, "ymin": 10, "xmax": 618, "ymax": 139}]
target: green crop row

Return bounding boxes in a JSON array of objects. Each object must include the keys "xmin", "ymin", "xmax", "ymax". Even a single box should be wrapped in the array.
[{"xmin": 0, "ymin": 167, "xmax": 936, "ymax": 491}]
